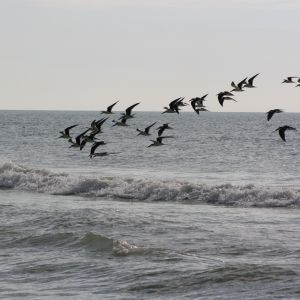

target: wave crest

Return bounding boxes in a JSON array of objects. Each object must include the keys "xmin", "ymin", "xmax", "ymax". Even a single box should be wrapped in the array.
[{"xmin": 1, "ymin": 162, "xmax": 299, "ymax": 208}]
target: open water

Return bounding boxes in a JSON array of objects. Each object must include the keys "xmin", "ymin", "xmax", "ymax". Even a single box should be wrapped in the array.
[{"xmin": 0, "ymin": 110, "xmax": 299, "ymax": 299}]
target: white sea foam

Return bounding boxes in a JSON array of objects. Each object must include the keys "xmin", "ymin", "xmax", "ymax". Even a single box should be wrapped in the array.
[{"xmin": 0, "ymin": 162, "xmax": 299, "ymax": 208}]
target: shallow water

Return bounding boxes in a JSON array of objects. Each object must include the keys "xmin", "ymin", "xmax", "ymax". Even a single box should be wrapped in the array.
[{"xmin": 0, "ymin": 111, "xmax": 299, "ymax": 299}]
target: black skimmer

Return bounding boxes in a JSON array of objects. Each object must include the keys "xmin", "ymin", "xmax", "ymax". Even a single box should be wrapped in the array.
[
  {"xmin": 273, "ymin": 125, "xmax": 297, "ymax": 142},
  {"xmin": 89, "ymin": 141, "xmax": 106, "ymax": 158},
  {"xmin": 136, "ymin": 122, "xmax": 157, "ymax": 136},
  {"xmin": 90, "ymin": 117, "xmax": 109, "ymax": 134},
  {"xmin": 101, "ymin": 101, "xmax": 119, "ymax": 114},
  {"xmin": 157, "ymin": 123, "xmax": 173, "ymax": 136},
  {"xmin": 282, "ymin": 77, "xmax": 298, "ymax": 83},
  {"xmin": 147, "ymin": 136, "xmax": 174, "ymax": 148},
  {"xmin": 217, "ymin": 91, "xmax": 236, "ymax": 107},
  {"xmin": 68, "ymin": 128, "xmax": 90, "ymax": 149},
  {"xmin": 112, "ymin": 116, "xmax": 128, "ymax": 127},
  {"xmin": 244, "ymin": 73, "xmax": 260, "ymax": 88},
  {"xmin": 266, "ymin": 109, "xmax": 283, "ymax": 121},
  {"xmin": 162, "ymin": 97, "xmax": 183, "ymax": 114},
  {"xmin": 231, "ymin": 77, "xmax": 247, "ymax": 92},
  {"xmin": 58, "ymin": 124, "xmax": 79, "ymax": 139},
  {"xmin": 120, "ymin": 102, "xmax": 140, "ymax": 119}
]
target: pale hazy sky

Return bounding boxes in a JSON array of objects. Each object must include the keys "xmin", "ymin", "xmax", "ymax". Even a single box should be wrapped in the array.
[{"xmin": 1, "ymin": 0, "xmax": 300, "ymax": 112}]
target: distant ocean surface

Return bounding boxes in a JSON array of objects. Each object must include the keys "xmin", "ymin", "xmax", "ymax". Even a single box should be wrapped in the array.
[{"xmin": 0, "ymin": 110, "xmax": 299, "ymax": 299}]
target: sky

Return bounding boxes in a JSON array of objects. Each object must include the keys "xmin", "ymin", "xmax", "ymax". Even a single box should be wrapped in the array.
[{"xmin": 0, "ymin": 0, "xmax": 300, "ymax": 112}]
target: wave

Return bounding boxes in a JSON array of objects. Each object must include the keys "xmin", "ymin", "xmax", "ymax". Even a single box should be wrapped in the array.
[
  {"xmin": 0, "ymin": 162, "xmax": 299, "ymax": 208},
  {"xmin": 10, "ymin": 230, "xmax": 145, "ymax": 256}
]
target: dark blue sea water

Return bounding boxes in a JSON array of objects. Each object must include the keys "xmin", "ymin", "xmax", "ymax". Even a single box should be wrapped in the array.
[{"xmin": 0, "ymin": 110, "xmax": 299, "ymax": 299}]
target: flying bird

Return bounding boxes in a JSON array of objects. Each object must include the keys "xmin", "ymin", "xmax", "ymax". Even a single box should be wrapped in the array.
[
  {"xmin": 89, "ymin": 141, "xmax": 106, "ymax": 158},
  {"xmin": 244, "ymin": 73, "xmax": 260, "ymax": 88},
  {"xmin": 157, "ymin": 123, "xmax": 173, "ymax": 136},
  {"xmin": 231, "ymin": 77, "xmax": 247, "ymax": 92},
  {"xmin": 217, "ymin": 91, "xmax": 236, "ymax": 107},
  {"xmin": 68, "ymin": 128, "xmax": 90, "ymax": 149},
  {"xmin": 162, "ymin": 97, "xmax": 184, "ymax": 114},
  {"xmin": 58, "ymin": 124, "xmax": 79, "ymax": 139},
  {"xmin": 120, "ymin": 102, "xmax": 140, "ymax": 119},
  {"xmin": 147, "ymin": 136, "xmax": 174, "ymax": 148},
  {"xmin": 136, "ymin": 122, "xmax": 157, "ymax": 136},
  {"xmin": 112, "ymin": 116, "xmax": 128, "ymax": 127},
  {"xmin": 266, "ymin": 109, "xmax": 283, "ymax": 121},
  {"xmin": 273, "ymin": 125, "xmax": 297, "ymax": 142},
  {"xmin": 282, "ymin": 77, "xmax": 298, "ymax": 83},
  {"xmin": 101, "ymin": 101, "xmax": 119, "ymax": 114}
]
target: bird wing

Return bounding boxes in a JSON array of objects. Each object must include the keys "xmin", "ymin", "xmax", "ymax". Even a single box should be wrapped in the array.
[
  {"xmin": 278, "ymin": 128, "xmax": 286, "ymax": 142},
  {"xmin": 125, "ymin": 102, "xmax": 140, "ymax": 116},
  {"xmin": 231, "ymin": 81, "xmax": 236, "ymax": 88},
  {"xmin": 248, "ymin": 73, "xmax": 260, "ymax": 85},
  {"xmin": 238, "ymin": 77, "xmax": 248, "ymax": 89},
  {"xmin": 75, "ymin": 128, "xmax": 89, "ymax": 144},
  {"xmin": 107, "ymin": 101, "xmax": 119, "ymax": 112},
  {"xmin": 267, "ymin": 110, "xmax": 275, "ymax": 121},
  {"xmin": 190, "ymin": 99, "xmax": 197, "ymax": 111},
  {"xmin": 285, "ymin": 126, "xmax": 297, "ymax": 131},
  {"xmin": 145, "ymin": 122, "xmax": 157, "ymax": 133},
  {"xmin": 64, "ymin": 124, "xmax": 79, "ymax": 136},
  {"xmin": 218, "ymin": 95, "xmax": 224, "ymax": 107},
  {"xmin": 200, "ymin": 94, "xmax": 208, "ymax": 100},
  {"xmin": 169, "ymin": 98, "xmax": 180, "ymax": 109},
  {"xmin": 90, "ymin": 141, "xmax": 102, "ymax": 155}
]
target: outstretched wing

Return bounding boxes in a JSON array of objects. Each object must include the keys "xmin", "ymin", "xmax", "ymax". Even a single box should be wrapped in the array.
[
  {"xmin": 145, "ymin": 122, "xmax": 157, "ymax": 134},
  {"xmin": 125, "ymin": 102, "xmax": 140, "ymax": 116},
  {"xmin": 248, "ymin": 73, "xmax": 260, "ymax": 85},
  {"xmin": 64, "ymin": 124, "xmax": 79, "ymax": 136},
  {"xmin": 107, "ymin": 101, "xmax": 119, "ymax": 113}
]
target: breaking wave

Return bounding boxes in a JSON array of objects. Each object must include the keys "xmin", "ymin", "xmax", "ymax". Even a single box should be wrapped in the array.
[{"xmin": 0, "ymin": 162, "xmax": 299, "ymax": 208}]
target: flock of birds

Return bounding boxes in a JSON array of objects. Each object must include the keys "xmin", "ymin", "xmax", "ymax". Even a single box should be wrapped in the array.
[{"xmin": 58, "ymin": 74, "xmax": 298, "ymax": 158}]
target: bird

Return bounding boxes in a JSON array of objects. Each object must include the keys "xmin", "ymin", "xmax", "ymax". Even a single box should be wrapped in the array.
[
  {"xmin": 189, "ymin": 94, "xmax": 208, "ymax": 114},
  {"xmin": 136, "ymin": 122, "xmax": 157, "ymax": 136},
  {"xmin": 101, "ymin": 101, "xmax": 119, "ymax": 114},
  {"xmin": 282, "ymin": 77, "xmax": 298, "ymax": 83},
  {"xmin": 112, "ymin": 116, "xmax": 128, "ymax": 127},
  {"xmin": 266, "ymin": 109, "xmax": 283, "ymax": 121},
  {"xmin": 217, "ymin": 91, "xmax": 237, "ymax": 107},
  {"xmin": 162, "ymin": 97, "xmax": 184, "ymax": 114},
  {"xmin": 68, "ymin": 128, "xmax": 90, "ymax": 149},
  {"xmin": 244, "ymin": 73, "xmax": 260, "ymax": 88},
  {"xmin": 89, "ymin": 141, "xmax": 106, "ymax": 158},
  {"xmin": 90, "ymin": 117, "xmax": 109, "ymax": 134},
  {"xmin": 58, "ymin": 124, "xmax": 79, "ymax": 139},
  {"xmin": 273, "ymin": 126, "xmax": 297, "ymax": 142},
  {"xmin": 147, "ymin": 136, "xmax": 174, "ymax": 148},
  {"xmin": 157, "ymin": 123, "xmax": 173, "ymax": 136},
  {"xmin": 190, "ymin": 98, "xmax": 200, "ymax": 114},
  {"xmin": 120, "ymin": 102, "xmax": 140, "ymax": 119},
  {"xmin": 231, "ymin": 77, "xmax": 247, "ymax": 92}
]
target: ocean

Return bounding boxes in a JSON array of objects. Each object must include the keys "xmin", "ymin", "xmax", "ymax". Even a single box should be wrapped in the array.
[{"xmin": 0, "ymin": 110, "xmax": 299, "ymax": 299}]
